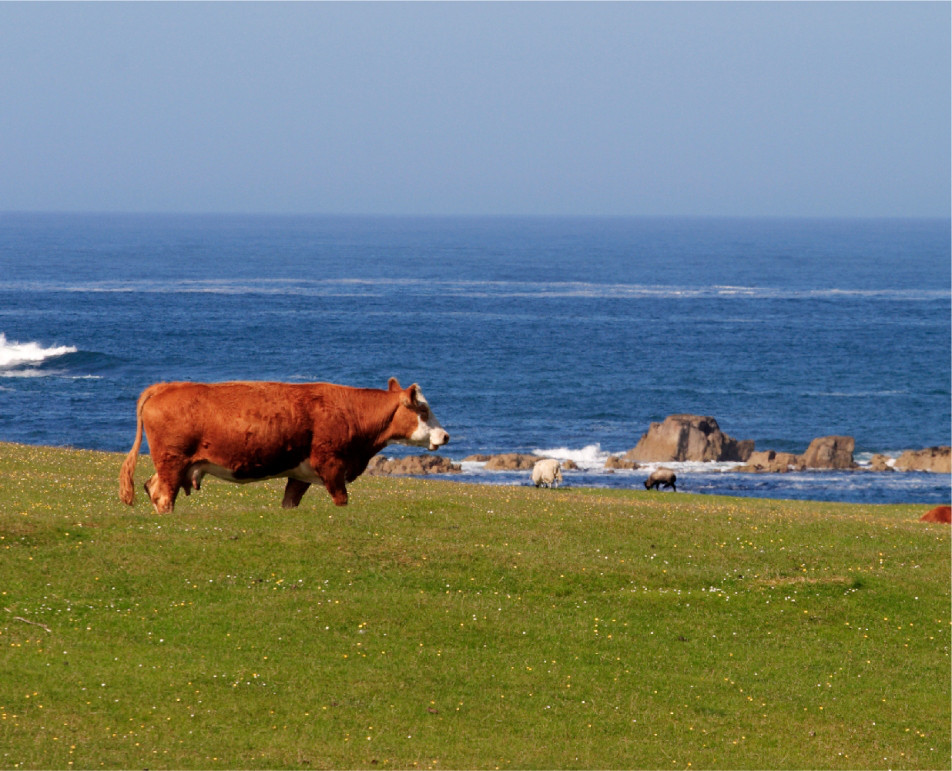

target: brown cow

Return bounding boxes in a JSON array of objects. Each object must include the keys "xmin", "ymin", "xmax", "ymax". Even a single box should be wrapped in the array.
[
  {"xmin": 119, "ymin": 378, "xmax": 449, "ymax": 513},
  {"xmin": 920, "ymin": 505, "xmax": 951, "ymax": 524}
]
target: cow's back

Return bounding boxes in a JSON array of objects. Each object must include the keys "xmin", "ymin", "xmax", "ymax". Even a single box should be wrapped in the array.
[
  {"xmin": 921, "ymin": 505, "xmax": 951, "ymax": 524},
  {"xmin": 141, "ymin": 382, "xmax": 317, "ymax": 475}
]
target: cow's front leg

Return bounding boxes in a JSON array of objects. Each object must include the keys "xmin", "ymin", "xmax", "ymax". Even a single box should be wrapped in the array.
[
  {"xmin": 282, "ymin": 478, "xmax": 311, "ymax": 509},
  {"xmin": 321, "ymin": 467, "xmax": 349, "ymax": 506},
  {"xmin": 323, "ymin": 476, "xmax": 349, "ymax": 506},
  {"xmin": 312, "ymin": 456, "xmax": 349, "ymax": 506}
]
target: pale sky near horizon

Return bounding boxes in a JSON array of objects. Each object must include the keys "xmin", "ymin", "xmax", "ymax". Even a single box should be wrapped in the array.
[{"xmin": 1, "ymin": 2, "xmax": 949, "ymax": 218}]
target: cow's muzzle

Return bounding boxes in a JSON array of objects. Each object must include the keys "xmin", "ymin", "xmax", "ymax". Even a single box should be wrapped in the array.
[{"xmin": 429, "ymin": 429, "xmax": 450, "ymax": 450}]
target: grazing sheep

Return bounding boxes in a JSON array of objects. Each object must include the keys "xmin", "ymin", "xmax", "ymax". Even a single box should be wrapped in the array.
[
  {"xmin": 644, "ymin": 467, "xmax": 677, "ymax": 491},
  {"xmin": 532, "ymin": 458, "xmax": 563, "ymax": 488}
]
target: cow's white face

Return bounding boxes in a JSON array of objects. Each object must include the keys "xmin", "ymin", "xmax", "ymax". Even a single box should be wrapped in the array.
[
  {"xmin": 407, "ymin": 390, "xmax": 450, "ymax": 450},
  {"xmin": 388, "ymin": 380, "xmax": 450, "ymax": 451}
]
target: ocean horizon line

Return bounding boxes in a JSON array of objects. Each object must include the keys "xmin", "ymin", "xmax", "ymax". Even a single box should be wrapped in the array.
[{"xmin": 1, "ymin": 210, "xmax": 949, "ymax": 223}]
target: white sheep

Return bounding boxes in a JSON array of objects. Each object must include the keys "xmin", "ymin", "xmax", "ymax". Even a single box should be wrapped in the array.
[{"xmin": 531, "ymin": 458, "xmax": 563, "ymax": 488}]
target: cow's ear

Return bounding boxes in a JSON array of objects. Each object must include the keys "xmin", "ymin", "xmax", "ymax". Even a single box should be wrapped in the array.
[
  {"xmin": 401, "ymin": 384, "xmax": 421, "ymax": 408},
  {"xmin": 388, "ymin": 377, "xmax": 401, "ymax": 392}
]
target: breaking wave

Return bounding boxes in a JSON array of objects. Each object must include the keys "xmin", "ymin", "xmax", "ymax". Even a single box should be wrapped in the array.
[
  {"xmin": 532, "ymin": 444, "xmax": 611, "ymax": 470},
  {"xmin": 0, "ymin": 333, "xmax": 77, "ymax": 371}
]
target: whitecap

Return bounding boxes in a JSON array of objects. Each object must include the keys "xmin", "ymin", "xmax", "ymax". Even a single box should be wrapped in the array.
[
  {"xmin": 532, "ymin": 444, "xmax": 610, "ymax": 470},
  {"xmin": 2, "ymin": 277, "xmax": 948, "ymax": 303},
  {"xmin": 801, "ymin": 390, "xmax": 910, "ymax": 398},
  {"xmin": 634, "ymin": 460, "xmax": 746, "ymax": 474},
  {"xmin": 0, "ymin": 368, "xmax": 59, "ymax": 378},
  {"xmin": 0, "ymin": 334, "xmax": 77, "ymax": 369}
]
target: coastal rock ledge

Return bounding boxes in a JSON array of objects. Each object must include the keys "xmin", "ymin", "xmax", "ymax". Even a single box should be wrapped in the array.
[
  {"xmin": 799, "ymin": 435, "xmax": 858, "ymax": 470},
  {"xmin": 366, "ymin": 454, "xmax": 461, "ymax": 476},
  {"xmin": 624, "ymin": 415, "xmax": 754, "ymax": 463},
  {"xmin": 737, "ymin": 435, "xmax": 857, "ymax": 472},
  {"xmin": 894, "ymin": 446, "xmax": 951, "ymax": 474},
  {"xmin": 736, "ymin": 450, "xmax": 805, "ymax": 473}
]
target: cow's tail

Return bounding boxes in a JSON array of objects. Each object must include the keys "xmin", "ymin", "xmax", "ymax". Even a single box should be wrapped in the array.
[{"xmin": 118, "ymin": 388, "xmax": 151, "ymax": 505}]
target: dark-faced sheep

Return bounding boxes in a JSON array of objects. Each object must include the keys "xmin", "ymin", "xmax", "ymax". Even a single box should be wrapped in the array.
[{"xmin": 644, "ymin": 467, "xmax": 677, "ymax": 491}]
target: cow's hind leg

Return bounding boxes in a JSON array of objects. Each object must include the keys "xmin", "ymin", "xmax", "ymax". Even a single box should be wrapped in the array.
[
  {"xmin": 145, "ymin": 474, "xmax": 179, "ymax": 514},
  {"xmin": 282, "ymin": 479, "xmax": 311, "ymax": 509},
  {"xmin": 144, "ymin": 474, "xmax": 157, "ymax": 501},
  {"xmin": 145, "ymin": 456, "xmax": 187, "ymax": 514}
]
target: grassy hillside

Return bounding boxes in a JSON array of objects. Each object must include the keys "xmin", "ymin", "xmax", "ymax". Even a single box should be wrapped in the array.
[{"xmin": 0, "ymin": 442, "xmax": 948, "ymax": 769}]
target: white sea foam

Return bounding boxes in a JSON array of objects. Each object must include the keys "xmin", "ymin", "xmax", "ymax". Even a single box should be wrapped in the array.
[
  {"xmin": 0, "ymin": 368, "xmax": 60, "ymax": 378},
  {"xmin": 633, "ymin": 459, "xmax": 746, "ymax": 475},
  {"xmin": 802, "ymin": 390, "xmax": 910, "ymax": 398},
  {"xmin": 1, "ymin": 278, "xmax": 948, "ymax": 302},
  {"xmin": 533, "ymin": 444, "xmax": 611, "ymax": 470},
  {"xmin": 0, "ymin": 369, "xmax": 101, "ymax": 380},
  {"xmin": 497, "ymin": 445, "xmax": 747, "ymax": 475},
  {"xmin": 0, "ymin": 334, "xmax": 77, "ymax": 369}
]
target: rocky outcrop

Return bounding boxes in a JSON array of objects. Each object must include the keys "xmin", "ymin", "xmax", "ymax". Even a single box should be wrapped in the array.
[
  {"xmin": 604, "ymin": 456, "xmax": 640, "ymax": 471},
  {"xmin": 799, "ymin": 436, "xmax": 857, "ymax": 470},
  {"xmin": 894, "ymin": 446, "xmax": 951, "ymax": 474},
  {"xmin": 484, "ymin": 453, "xmax": 539, "ymax": 471},
  {"xmin": 624, "ymin": 415, "xmax": 754, "ymax": 463},
  {"xmin": 737, "ymin": 436, "xmax": 856, "ymax": 473},
  {"xmin": 730, "ymin": 439, "xmax": 947, "ymax": 474},
  {"xmin": 366, "ymin": 454, "xmax": 461, "ymax": 476},
  {"xmin": 736, "ymin": 450, "xmax": 805, "ymax": 473}
]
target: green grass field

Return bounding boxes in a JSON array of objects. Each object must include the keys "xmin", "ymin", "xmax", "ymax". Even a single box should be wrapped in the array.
[{"xmin": 0, "ymin": 442, "xmax": 948, "ymax": 769}]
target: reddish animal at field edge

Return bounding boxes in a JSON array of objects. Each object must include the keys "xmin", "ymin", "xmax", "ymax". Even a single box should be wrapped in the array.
[
  {"xmin": 920, "ymin": 505, "xmax": 951, "ymax": 524},
  {"xmin": 119, "ymin": 378, "xmax": 449, "ymax": 513}
]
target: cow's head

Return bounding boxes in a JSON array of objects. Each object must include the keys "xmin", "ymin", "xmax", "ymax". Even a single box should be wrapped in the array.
[{"xmin": 388, "ymin": 378, "xmax": 450, "ymax": 451}]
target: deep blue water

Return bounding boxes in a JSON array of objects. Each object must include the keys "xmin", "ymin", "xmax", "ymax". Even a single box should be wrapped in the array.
[{"xmin": 1, "ymin": 213, "xmax": 949, "ymax": 504}]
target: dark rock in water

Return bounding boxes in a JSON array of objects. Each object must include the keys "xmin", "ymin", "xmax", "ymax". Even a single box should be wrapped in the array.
[
  {"xmin": 624, "ymin": 415, "xmax": 754, "ymax": 463},
  {"xmin": 366, "ymin": 454, "xmax": 461, "ymax": 476},
  {"xmin": 799, "ymin": 436, "xmax": 857, "ymax": 470},
  {"xmin": 894, "ymin": 446, "xmax": 951, "ymax": 474}
]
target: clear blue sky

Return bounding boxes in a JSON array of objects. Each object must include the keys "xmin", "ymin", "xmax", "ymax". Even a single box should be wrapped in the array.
[{"xmin": 1, "ymin": 1, "xmax": 949, "ymax": 217}]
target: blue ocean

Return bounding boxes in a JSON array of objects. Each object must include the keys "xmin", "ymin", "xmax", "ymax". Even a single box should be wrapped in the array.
[{"xmin": 1, "ymin": 213, "xmax": 949, "ymax": 504}]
